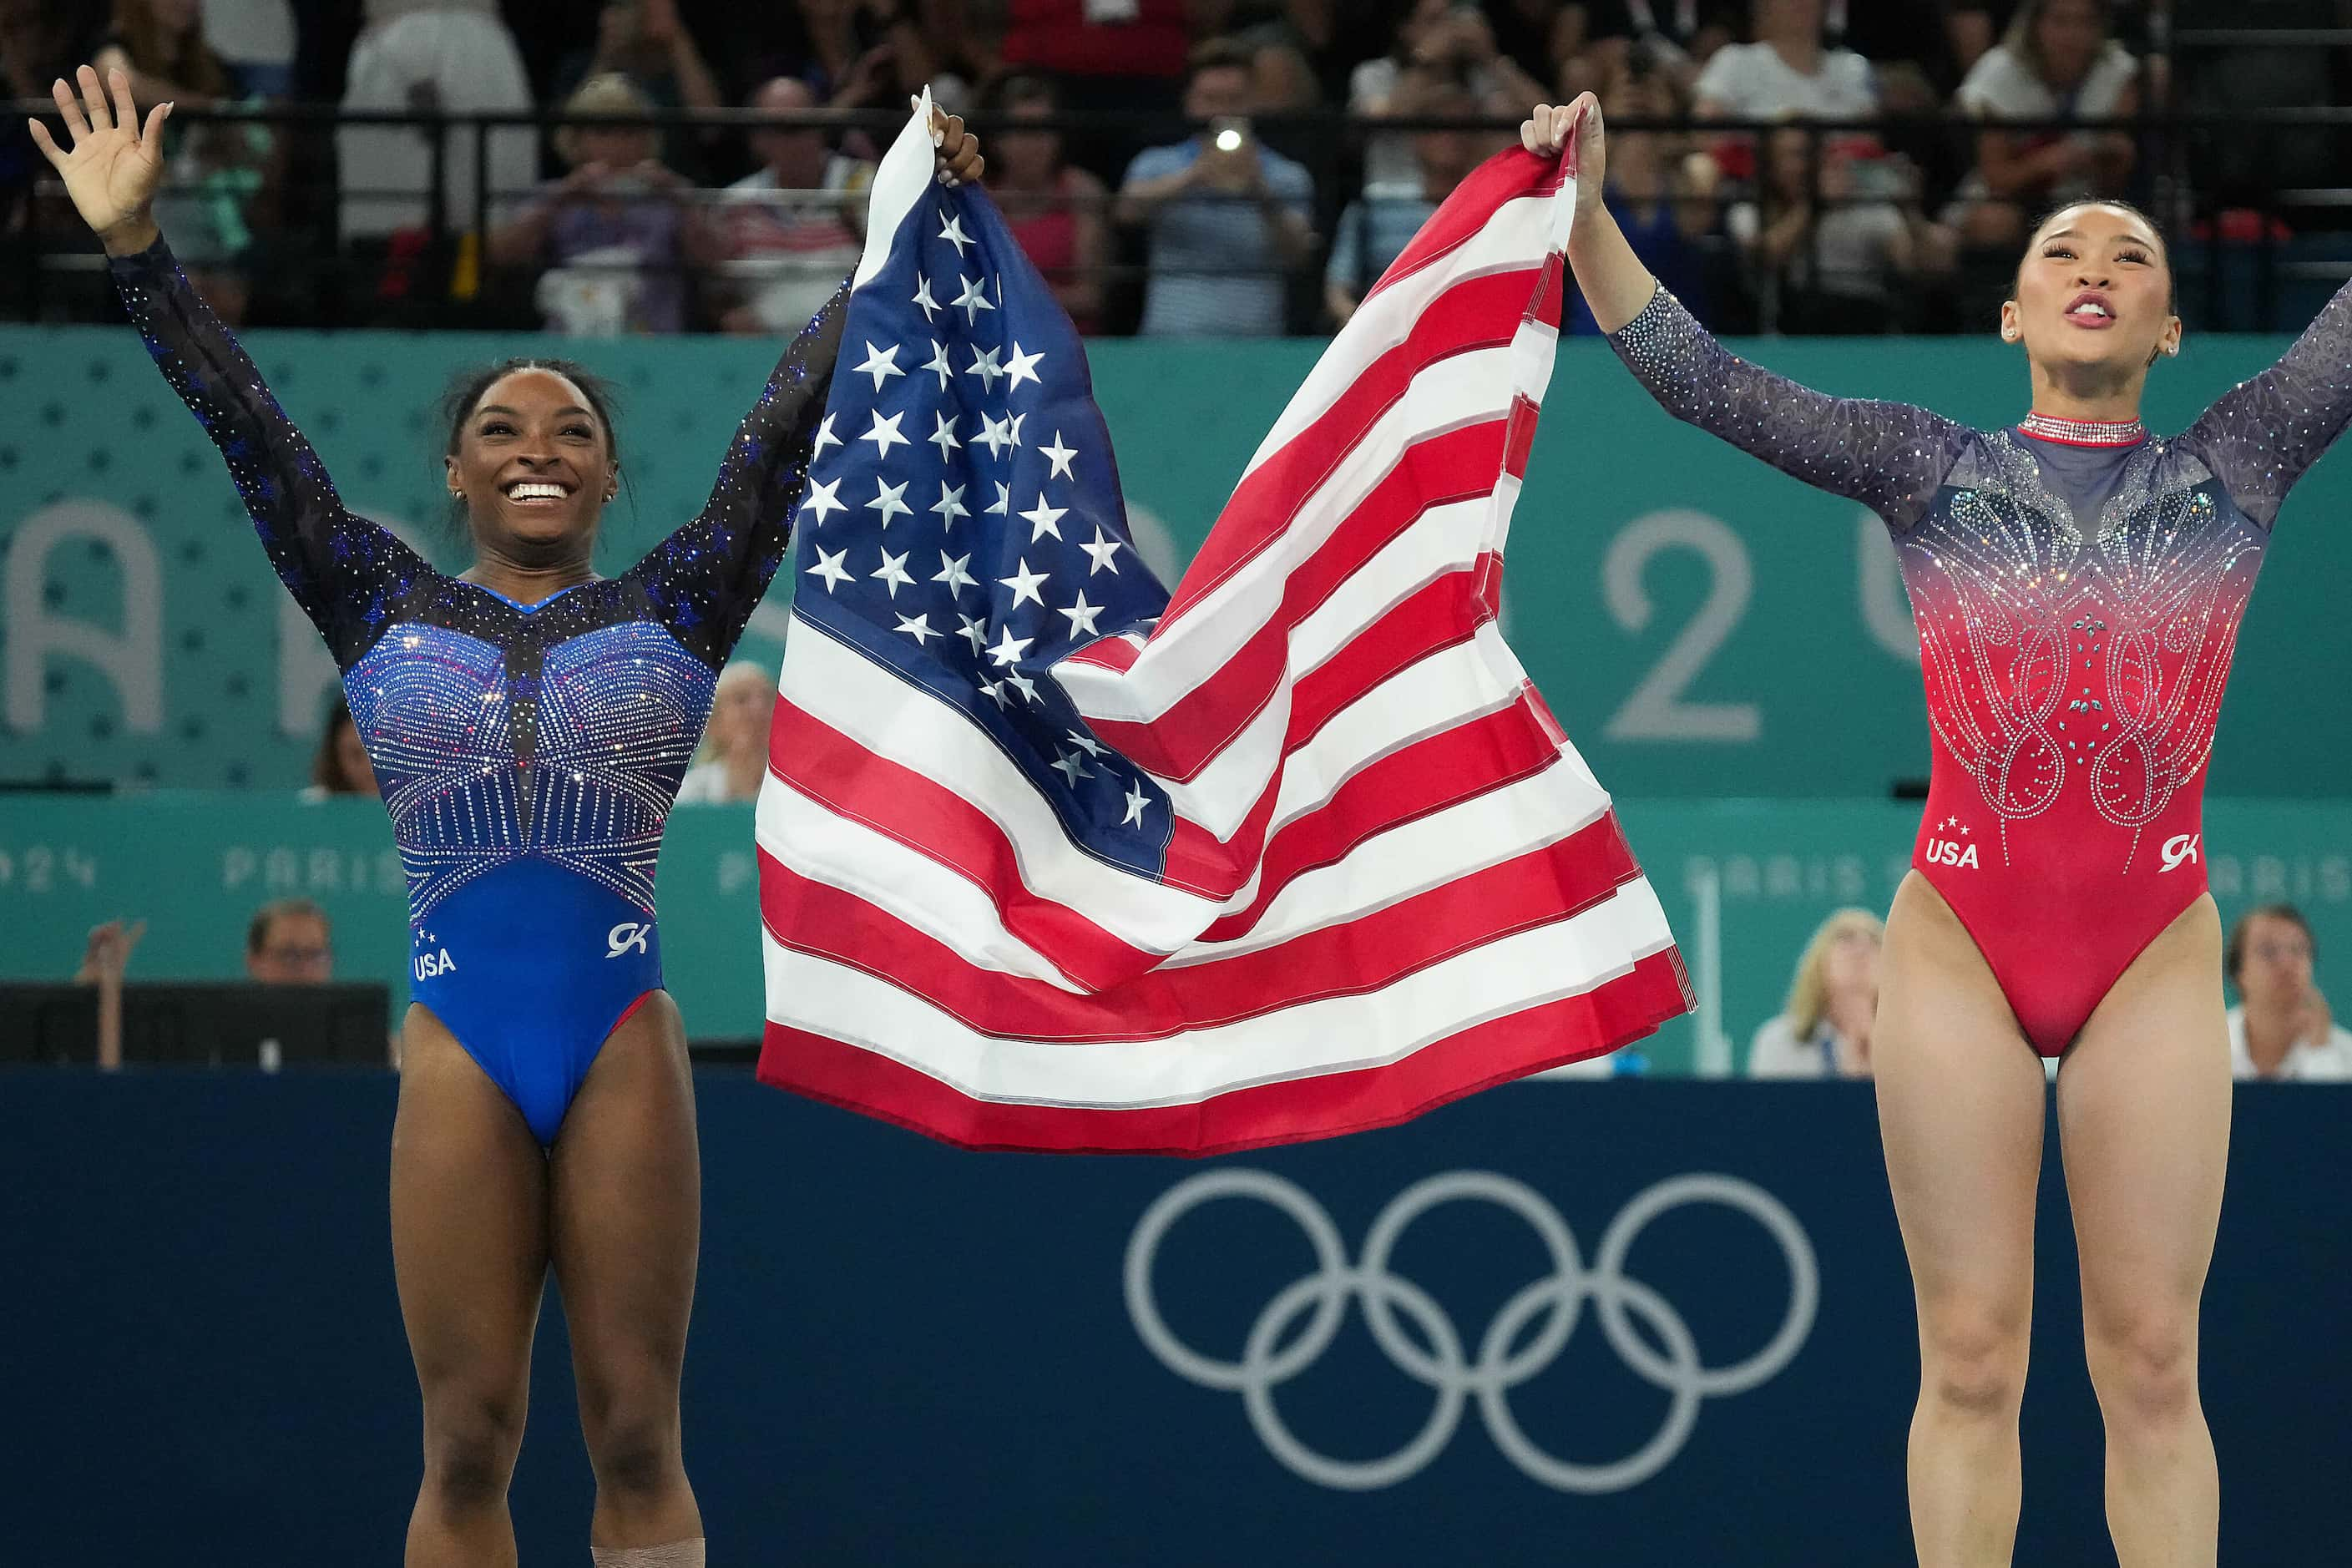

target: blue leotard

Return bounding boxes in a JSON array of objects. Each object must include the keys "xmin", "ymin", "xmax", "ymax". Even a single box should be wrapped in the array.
[{"xmin": 114, "ymin": 240, "xmax": 847, "ymax": 1142}]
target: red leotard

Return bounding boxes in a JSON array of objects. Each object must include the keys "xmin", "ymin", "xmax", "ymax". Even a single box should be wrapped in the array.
[{"xmin": 1611, "ymin": 284, "xmax": 2352, "ymax": 1052}]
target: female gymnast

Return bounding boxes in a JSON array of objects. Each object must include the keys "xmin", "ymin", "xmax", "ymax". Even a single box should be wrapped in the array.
[
  {"xmin": 1524, "ymin": 97, "xmax": 2349, "ymax": 1568},
  {"xmin": 33, "ymin": 66, "xmax": 979, "ymax": 1566}
]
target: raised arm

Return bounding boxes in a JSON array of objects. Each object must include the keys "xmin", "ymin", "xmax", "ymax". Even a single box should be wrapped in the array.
[
  {"xmin": 1528, "ymin": 98, "xmax": 1965, "ymax": 532},
  {"xmin": 629, "ymin": 106, "xmax": 986, "ymax": 665},
  {"xmin": 2178, "ymin": 276, "xmax": 2352, "ymax": 529},
  {"xmin": 35, "ymin": 64, "xmax": 427, "ymax": 661}
]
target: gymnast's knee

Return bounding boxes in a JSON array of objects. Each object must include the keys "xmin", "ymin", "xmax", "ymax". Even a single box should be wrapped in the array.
[
  {"xmin": 421, "ymin": 1394, "xmax": 527, "ymax": 1510},
  {"xmin": 2084, "ymin": 1307, "xmax": 2201, "ymax": 1434},
  {"xmin": 585, "ymin": 1410, "xmax": 685, "ymax": 1500},
  {"xmin": 1918, "ymin": 1299, "xmax": 2031, "ymax": 1420}
]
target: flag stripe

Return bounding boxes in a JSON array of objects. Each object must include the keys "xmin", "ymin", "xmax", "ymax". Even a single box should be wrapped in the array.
[
  {"xmin": 758, "ymin": 876, "xmax": 1677, "ymax": 1104},
  {"xmin": 756, "ymin": 948, "xmax": 1691, "ymax": 1156},
  {"xmin": 760, "ymin": 813, "xmax": 1644, "ymax": 1041}
]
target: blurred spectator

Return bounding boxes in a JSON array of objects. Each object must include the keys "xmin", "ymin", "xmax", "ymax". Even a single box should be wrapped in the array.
[
  {"xmin": 993, "ymin": 74, "xmax": 1111, "ymax": 335},
  {"xmin": 550, "ymin": 0, "xmax": 726, "ymax": 179},
  {"xmin": 1235, "ymin": 0, "xmax": 1361, "ymax": 109},
  {"xmin": 1, "ymin": 0, "xmax": 107, "ymax": 244},
  {"xmin": 203, "ymin": 0, "xmax": 295, "ymax": 98},
  {"xmin": 1748, "ymin": 907, "xmax": 1881, "ymax": 1078},
  {"xmin": 2175, "ymin": 1, "xmax": 2334, "ymax": 204},
  {"xmin": 73, "ymin": 917, "xmax": 146, "ymax": 1070},
  {"xmin": 789, "ymin": 0, "xmax": 969, "ymax": 118},
  {"xmin": 1325, "ymin": 82, "xmax": 1487, "ymax": 326},
  {"xmin": 95, "ymin": 0, "xmax": 276, "ymax": 326},
  {"xmin": 677, "ymin": 660, "xmax": 774, "ymax": 804},
  {"xmin": 302, "ymin": 695, "xmax": 381, "ymax": 801},
  {"xmin": 1730, "ymin": 124, "xmax": 1950, "ymax": 331},
  {"xmin": 1551, "ymin": 1, "xmax": 1746, "ymax": 101},
  {"xmin": 248, "ymin": 898, "xmax": 335, "ymax": 985},
  {"xmin": 337, "ymin": 0, "xmax": 538, "ymax": 265},
  {"xmin": 1565, "ymin": 58, "xmax": 1721, "ymax": 333},
  {"xmin": 999, "ymin": 0, "xmax": 1192, "ymax": 177},
  {"xmin": 1353, "ymin": 2, "xmax": 1545, "ymax": 195},
  {"xmin": 714, "ymin": 75, "xmax": 872, "ymax": 337},
  {"xmin": 1944, "ymin": 0, "xmax": 2137, "ymax": 252},
  {"xmin": 1693, "ymin": 0, "xmax": 1877, "ymax": 124},
  {"xmin": 489, "ymin": 72, "xmax": 720, "ymax": 335},
  {"xmin": 2226, "ymin": 904, "xmax": 2352, "ymax": 1081},
  {"xmin": 1116, "ymin": 40, "xmax": 1316, "ymax": 337}
]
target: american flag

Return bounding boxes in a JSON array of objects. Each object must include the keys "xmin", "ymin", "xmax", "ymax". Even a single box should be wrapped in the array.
[{"xmin": 755, "ymin": 99, "xmax": 1690, "ymax": 1154}]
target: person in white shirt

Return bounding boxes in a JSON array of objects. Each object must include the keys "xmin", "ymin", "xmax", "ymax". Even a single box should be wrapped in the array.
[
  {"xmin": 715, "ymin": 76, "xmax": 874, "ymax": 336},
  {"xmin": 1748, "ymin": 907, "xmax": 1882, "ymax": 1078},
  {"xmin": 675, "ymin": 660, "xmax": 772, "ymax": 804},
  {"xmin": 1692, "ymin": 0, "xmax": 1877, "ymax": 124},
  {"xmin": 2224, "ymin": 904, "xmax": 2352, "ymax": 1081}
]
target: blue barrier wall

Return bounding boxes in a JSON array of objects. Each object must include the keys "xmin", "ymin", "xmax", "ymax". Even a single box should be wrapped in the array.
[{"xmin": 4, "ymin": 1072, "xmax": 2346, "ymax": 1564}]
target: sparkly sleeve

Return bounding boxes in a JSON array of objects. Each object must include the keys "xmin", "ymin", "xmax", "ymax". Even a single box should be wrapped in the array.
[
  {"xmin": 628, "ymin": 284, "xmax": 852, "ymax": 666},
  {"xmin": 109, "ymin": 239, "xmax": 428, "ymax": 665},
  {"xmin": 2178, "ymin": 277, "xmax": 2352, "ymax": 529},
  {"xmin": 1607, "ymin": 286, "xmax": 1965, "ymax": 532}
]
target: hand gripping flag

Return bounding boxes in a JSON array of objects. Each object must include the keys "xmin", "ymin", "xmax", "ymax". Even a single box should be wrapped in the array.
[{"xmin": 755, "ymin": 96, "xmax": 1692, "ymax": 1155}]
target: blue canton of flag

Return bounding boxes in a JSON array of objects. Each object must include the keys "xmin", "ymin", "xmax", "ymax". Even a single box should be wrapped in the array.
[{"xmin": 788, "ymin": 172, "xmax": 1174, "ymax": 874}]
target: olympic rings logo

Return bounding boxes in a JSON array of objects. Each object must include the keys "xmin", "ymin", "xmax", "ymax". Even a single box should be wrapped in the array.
[{"xmin": 1125, "ymin": 1169, "xmax": 1818, "ymax": 1493}]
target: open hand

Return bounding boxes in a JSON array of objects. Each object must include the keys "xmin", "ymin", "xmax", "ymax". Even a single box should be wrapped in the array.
[{"xmin": 28, "ymin": 64, "xmax": 173, "ymax": 254}]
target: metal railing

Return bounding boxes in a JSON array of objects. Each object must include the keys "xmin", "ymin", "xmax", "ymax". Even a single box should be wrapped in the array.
[{"xmin": 4, "ymin": 101, "xmax": 2347, "ymax": 336}]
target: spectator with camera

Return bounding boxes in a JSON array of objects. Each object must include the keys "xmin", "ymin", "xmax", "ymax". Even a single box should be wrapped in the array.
[{"xmin": 2227, "ymin": 905, "xmax": 2352, "ymax": 1080}]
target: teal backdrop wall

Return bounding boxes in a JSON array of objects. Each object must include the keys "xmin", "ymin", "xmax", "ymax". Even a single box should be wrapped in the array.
[
  {"xmin": 3, "ymin": 325, "xmax": 2348, "ymax": 795},
  {"xmin": 8, "ymin": 325, "xmax": 2352, "ymax": 1070}
]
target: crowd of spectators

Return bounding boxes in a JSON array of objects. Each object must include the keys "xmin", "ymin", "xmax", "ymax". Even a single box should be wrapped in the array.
[{"xmin": 3, "ymin": 2, "xmax": 2344, "ymax": 336}]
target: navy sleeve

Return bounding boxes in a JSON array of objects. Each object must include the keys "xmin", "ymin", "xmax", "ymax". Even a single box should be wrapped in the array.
[
  {"xmin": 625, "ymin": 283, "xmax": 851, "ymax": 666},
  {"xmin": 1608, "ymin": 284, "xmax": 1967, "ymax": 532},
  {"xmin": 2178, "ymin": 277, "xmax": 2352, "ymax": 529},
  {"xmin": 109, "ymin": 239, "xmax": 431, "ymax": 666}
]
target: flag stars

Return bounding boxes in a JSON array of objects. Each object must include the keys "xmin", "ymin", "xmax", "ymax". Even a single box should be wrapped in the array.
[
  {"xmin": 986, "ymin": 624, "xmax": 1034, "ymax": 668},
  {"xmin": 964, "ymin": 345, "xmax": 1004, "ymax": 392},
  {"xmin": 865, "ymin": 477, "xmax": 912, "ymax": 527},
  {"xmin": 958, "ymin": 613, "xmax": 989, "ymax": 655},
  {"xmin": 852, "ymin": 341, "xmax": 904, "ymax": 392},
  {"xmin": 999, "ymin": 558, "xmax": 1050, "ymax": 608},
  {"xmin": 1040, "ymin": 432, "xmax": 1079, "ymax": 480},
  {"xmin": 859, "ymin": 409, "xmax": 908, "ymax": 458},
  {"xmin": 987, "ymin": 482, "xmax": 1011, "ymax": 515},
  {"xmin": 928, "ymin": 411, "xmax": 961, "ymax": 462},
  {"xmin": 893, "ymin": 612, "xmax": 938, "ymax": 647},
  {"xmin": 953, "ymin": 272, "xmax": 996, "ymax": 323},
  {"xmin": 931, "ymin": 482, "xmax": 970, "ymax": 527},
  {"xmin": 812, "ymin": 413, "xmax": 841, "ymax": 458},
  {"xmin": 1050, "ymin": 750, "xmax": 1092, "ymax": 787},
  {"xmin": 933, "ymin": 550, "xmax": 978, "ymax": 594},
  {"xmin": 872, "ymin": 548, "xmax": 914, "ymax": 598},
  {"xmin": 798, "ymin": 477, "xmax": 845, "ymax": 524},
  {"xmin": 923, "ymin": 339, "xmax": 953, "ymax": 389},
  {"xmin": 911, "ymin": 275, "xmax": 939, "ymax": 321},
  {"xmin": 1055, "ymin": 592, "xmax": 1104, "ymax": 638},
  {"xmin": 1007, "ymin": 672, "xmax": 1039, "ymax": 704},
  {"xmin": 806, "ymin": 545, "xmax": 852, "ymax": 594},
  {"xmin": 938, "ymin": 210, "xmax": 974, "ymax": 255},
  {"xmin": 1003, "ymin": 341, "xmax": 1045, "ymax": 392},
  {"xmin": 977, "ymin": 412, "xmax": 1018, "ymax": 459},
  {"xmin": 1020, "ymin": 494, "xmax": 1066, "ymax": 543},
  {"xmin": 1122, "ymin": 780, "xmax": 1151, "ymax": 827},
  {"xmin": 978, "ymin": 678, "xmax": 1010, "ymax": 710},
  {"xmin": 1066, "ymin": 729, "xmax": 1105, "ymax": 758},
  {"xmin": 1079, "ymin": 527, "xmax": 1124, "ymax": 575}
]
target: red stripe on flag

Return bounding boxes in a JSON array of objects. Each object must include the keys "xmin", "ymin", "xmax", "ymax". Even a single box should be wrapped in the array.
[
  {"xmin": 1077, "ymin": 422, "xmax": 1505, "ymax": 781},
  {"xmin": 1199, "ymin": 700, "xmax": 1575, "ymax": 943},
  {"xmin": 1502, "ymin": 392, "xmax": 1540, "ymax": 480},
  {"xmin": 767, "ymin": 699, "xmax": 1159, "ymax": 991},
  {"xmin": 759, "ymin": 812, "xmax": 1641, "ymax": 1041},
  {"xmin": 756, "ymin": 947, "xmax": 1691, "ymax": 1156},
  {"xmin": 1366, "ymin": 150, "xmax": 1566, "ymax": 307}
]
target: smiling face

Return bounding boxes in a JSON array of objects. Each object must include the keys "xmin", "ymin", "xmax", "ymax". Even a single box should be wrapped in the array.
[
  {"xmin": 2002, "ymin": 203, "xmax": 2181, "ymax": 380},
  {"xmin": 445, "ymin": 369, "xmax": 617, "ymax": 559}
]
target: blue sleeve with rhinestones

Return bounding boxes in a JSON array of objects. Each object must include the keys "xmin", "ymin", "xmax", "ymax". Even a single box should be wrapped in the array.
[
  {"xmin": 625, "ymin": 285, "xmax": 852, "ymax": 667},
  {"xmin": 1607, "ymin": 285, "xmax": 1967, "ymax": 532},
  {"xmin": 109, "ymin": 238, "xmax": 430, "ymax": 665},
  {"xmin": 2179, "ymin": 277, "xmax": 2352, "ymax": 529}
]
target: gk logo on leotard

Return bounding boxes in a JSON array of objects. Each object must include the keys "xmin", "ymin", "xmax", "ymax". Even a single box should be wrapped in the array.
[
  {"xmin": 2160, "ymin": 833, "xmax": 2202, "ymax": 873},
  {"xmin": 1126, "ymin": 1170, "xmax": 1818, "ymax": 1494},
  {"xmin": 606, "ymin": 922, "xmax": 652, "ymax": 959}
]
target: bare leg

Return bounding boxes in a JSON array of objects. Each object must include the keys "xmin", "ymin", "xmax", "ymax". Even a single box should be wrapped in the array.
[
  {"xmin": 550, "ymin": 992, "xmax": 706, "ymax": 1548},
  {"xmin": 392, "ymin": 1005, "xmax": 549, "ymax": 1568},
  {"xmin": 1875, "ymin": 873, "xmax": 2050, "ymax": 1568},
  {"xmin": 2058, "ymin": 896, "xmax": 2228, "ymax": 1568}
]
